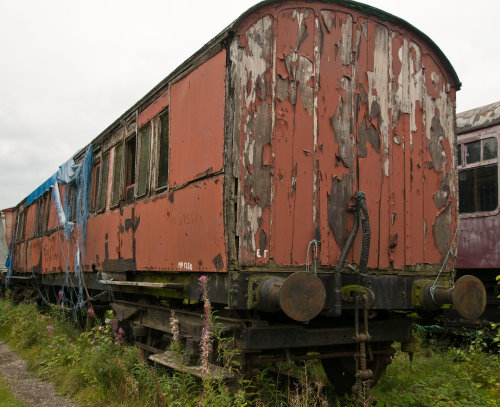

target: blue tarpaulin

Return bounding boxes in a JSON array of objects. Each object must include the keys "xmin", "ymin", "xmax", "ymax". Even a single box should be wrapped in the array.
[
  {"xmin": 26, "ymin": 173, "xmax": 57, "ymax": 206},
  {"xmin": 25, "ymin": 148, "xmax": 88, "ymax": 207}
]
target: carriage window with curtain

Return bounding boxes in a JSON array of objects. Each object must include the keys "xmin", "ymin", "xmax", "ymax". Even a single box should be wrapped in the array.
[{"xmin": 459, "ymin": 137, "xmax": 498, "ymax": 213}]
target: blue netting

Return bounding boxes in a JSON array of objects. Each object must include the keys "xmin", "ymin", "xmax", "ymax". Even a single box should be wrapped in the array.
[{"xmin": 19, "ymin": 145, "xmax": 94, "ymax": 313}]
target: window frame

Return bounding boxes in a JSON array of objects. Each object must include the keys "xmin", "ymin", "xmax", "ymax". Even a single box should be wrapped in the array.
[
  {"xmin": 96, "ymin": 151, "xmax": 109, "ymax": 213},
  {"xmin": 124, "ymin": 133, "xmax": 137, "ymax": 203},
  {"xmin": 136, "ymin": 123, "xmax": 151, "ymax": 198},
  {"xmin": 110, "ymin": 141, "xmax": 124, "ymax": 209},
  {"xmin": 458, "ymin": 133, "xmax": 499, "ymax": 218},
  {"xmin": 90, "ymin": 159, "xmax": 101, "ymax": 213},
  {"xmin": 156, "ymin": 108, "xmax": 170, "ymax": 192}
]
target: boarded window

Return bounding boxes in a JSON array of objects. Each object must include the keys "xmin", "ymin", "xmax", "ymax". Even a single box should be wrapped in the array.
[
  {"xmin": 137, "ymin": 124, "xmax": 151, "ymax": 197},
  {"xmin": 97, "ymin": 153, "xmax": 109, "ymax": 211},
  {"xmin": 158, "ymin": 110, "xmax": 169, "ymax": 188},
  {"xmin": 459, "ymin": 137, "xmax": 498, "ymax": 213},
  {"xmin": 111, "ymin": 143, "xmax": 124, "ymax": 207}
]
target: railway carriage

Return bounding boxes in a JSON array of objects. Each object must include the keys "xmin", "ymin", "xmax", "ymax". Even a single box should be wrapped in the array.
[
  {"xmin": 447, "ymin": 101, "xmax": 500, "ymax": 328},
  {"xmin": 1, "ymin": 0, "xmax": 486, "ymax": 394}
]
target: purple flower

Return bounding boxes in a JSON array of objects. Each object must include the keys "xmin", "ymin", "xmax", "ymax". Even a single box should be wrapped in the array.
[
  {"xmin": 117, "ymin": 327, "xmax": 124, "ymax": 335},
  {"xmin": 46, "ymin": 325, "xmax": 53, "ymax": 333},
  {"xmin": 199, "ymin": 275, "xmax": 208, "ymax": 282}
]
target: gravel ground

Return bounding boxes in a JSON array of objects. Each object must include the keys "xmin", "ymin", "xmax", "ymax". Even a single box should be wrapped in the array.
[{"xmin": 0, "ymin": 341, "xmax": 79, "ymax": 407}]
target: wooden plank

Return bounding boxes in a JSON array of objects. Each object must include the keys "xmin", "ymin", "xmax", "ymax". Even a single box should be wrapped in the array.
[{"xmin": 149, "ymin": 351, "xmax": 234, "ymax": 380}]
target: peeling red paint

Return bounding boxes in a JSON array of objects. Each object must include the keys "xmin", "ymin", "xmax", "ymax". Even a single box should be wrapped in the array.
[{"xmin": 232, "ymin": 2, "xmax": 457, "ymax": 272}]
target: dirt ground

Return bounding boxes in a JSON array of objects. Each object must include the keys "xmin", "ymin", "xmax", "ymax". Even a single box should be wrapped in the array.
[{"xmin": 0, "ymin": 341, "xmax": 79, "ymax": 407}]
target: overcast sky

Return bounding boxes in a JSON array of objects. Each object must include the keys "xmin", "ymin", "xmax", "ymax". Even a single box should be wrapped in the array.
[{"xmin": 1, "ymin": 0, "xmax": 499, "ymax": 210}]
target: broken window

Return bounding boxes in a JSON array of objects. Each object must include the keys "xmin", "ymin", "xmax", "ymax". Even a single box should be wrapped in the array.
[
  {"xmin": 459, "ymin": 137, "xmax": 498, "ymax": 213},
  {"xmin": 111, "ymin": 143, "xmax": 124, "ymax": 207},
  {"xmin": 158, "ymin": 110, "xmax": 169, "ymax": 189},
  {"xmin": 137, "ymin": 124, "xmax": 151, "ymax": 197},
  {"xmin": 97, "ymin": 153, "xmax": 109, "ymax": 212},
  {"xmin": 124, "ymin": 135, "xmax": 136, "ymax": 202}
]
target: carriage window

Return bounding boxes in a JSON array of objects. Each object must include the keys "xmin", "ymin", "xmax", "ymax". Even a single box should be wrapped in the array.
[
  {"xmin": 44, "ymin": 192, "xmax": 51, "ymax": 231},
  {"xmin": 34, "ymin": 199, "xmax": 42, "ymax": 237},
  {"xmin": 483, "ymin": 137, "xmax": 497, "ymax": 160},
  {"xmin": 91, "ymin": 161, "xmax": 101, "ymax": 212},
  {"xmin": 111, "ymin": 143, "xmax": 123, "ymax": 207},
  {"xmin": 97, "ymin": 153, "xmax": 109, "ymax": 212},
  {"xmin": 35, "ymin": 194, "xmax": 47, "ymax": 236},
  {"xmin": 459, "ymin": 137, "xmax": 498, "ymax": 213},
  {"xmin": 158, "ymin": 110, "xmax": 169, "ymax": 189},
  {"xmin": 15, "ymin": 209, "xmax": 26, "ymax": 243},
  {"xmin": 67, "ymin": 185, "xmax": 77, "ymax": 222},
  {"xmin": 466, "ymin": 141, "xmax": 480, "ymax": 164},
  {"xmin": 137, "ymin": 124, "xmax": 150, "ymax": 197},
  {"xmin": 124, "ymin": 135, "xmax": 136, "ymax": 201}
]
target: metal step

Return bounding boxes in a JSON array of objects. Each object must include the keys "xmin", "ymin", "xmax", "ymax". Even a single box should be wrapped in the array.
[{"xmin": 149, "ymin": 351, "xmax": 234, "ymax": 380}]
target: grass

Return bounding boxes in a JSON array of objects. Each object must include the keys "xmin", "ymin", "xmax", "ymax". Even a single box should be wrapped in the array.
[
  {"xmin": 0, "ymin": 379, "xmax": 26, "ymax": 407},
  {"xmin": 0, "ymin": 297, "xmax": 498, "ymax": 407}
]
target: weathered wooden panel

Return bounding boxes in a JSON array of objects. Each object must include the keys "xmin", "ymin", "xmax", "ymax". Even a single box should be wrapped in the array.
[
  {"xmin": 27, "ymin": 237, "xmax": 42, "ymax": 273},
  {"xmin": 230, "ymin": 16, "xmax": 274, "ymax": 265},
  {"xmin": 13, "ymin": 241, "xmax": 27, "ymax": 274},
  {"xmin": 317, "ymin": 10, "xmax": 358, "ymax": 267},
  {"xmin": 134, "ymin": 175, "xmax": 225, "ymax": 272},
  {"xmin": 41, "ymin": 232, "xmax": 62, "ymax": 273},
  {"xmin": 83, "ymin": 211, "xmax": 121, "ymax": 272},
  {"xmin": 25, "ymin": 204, "xmax": 36, "ymax": 241},
  {"xmin": 169, "ymin": 50, "xmax": 226, "ymax": 186},
  {"xmin": 232, "ymin": 3, "xmax": 457, "ymax": 271}
]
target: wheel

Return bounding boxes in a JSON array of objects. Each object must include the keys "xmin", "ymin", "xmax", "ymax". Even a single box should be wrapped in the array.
[{"xmin": 321, "ymin": 343, "xmax": 393, "ymax": 395}]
